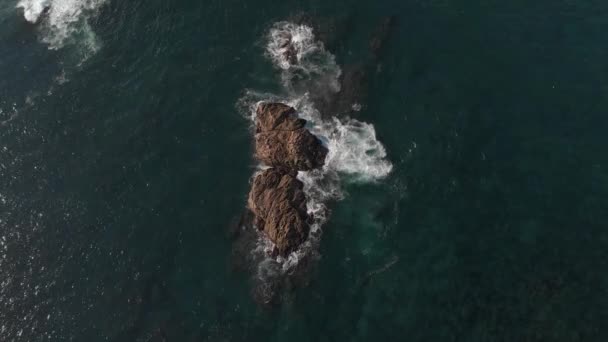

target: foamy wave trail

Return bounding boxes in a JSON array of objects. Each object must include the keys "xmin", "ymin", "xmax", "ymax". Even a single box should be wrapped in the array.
[
  {"xmin": 286, "ymin": 95, "xmax": 393, "ymax": 182},
  {"xmin": 267, "ymin": 22, "xmax": 342, "ymax": 92},
  {"xmin": 17, "ymin": 0, "xmax": 107, "ymax": 60},
  {"xmin": 274, "ymin": 25, "xmax": 392, "ymax": 262},
  {"xmin": 285, "ymin": 94, "xmax": 392, "ymax": 245},
  {"xmin": 326, "ymin": 118, "xmax": 393, "ymax": 181}
]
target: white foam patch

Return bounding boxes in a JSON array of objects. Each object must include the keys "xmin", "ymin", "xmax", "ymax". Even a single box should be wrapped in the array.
[
  {"xmin": 16, "ymin": 0, "xmax": 50, "ymax": 22},
  {"xmin": 286, "ymin": 95, "xmax": 393, "ymax": 182},
  {"xmin": 241, "ymin": 22, "xmax": 392, "ymax": 274},
  {"xmin": 267, "ymin": 21, "xmax": 342, "ymax": 92},
  {"xmin": 267, "ymin": 22, "xmax": 316, "ymax": 70},
  {"xmin": 17, "ymin": 0, "xmax": 107, "ymax": 59}
]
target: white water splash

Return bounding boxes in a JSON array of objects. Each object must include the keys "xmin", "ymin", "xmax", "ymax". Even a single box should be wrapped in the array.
[
  {"xmin": 16, "ymin": 0, "xmax": 49, "ymax": 22},
  {"xmin": 16, "ymin": 0, "xmax": 107, "ymax": 58},
  {"xmin": 286, "ymin": 95, "xmax": 393, "ymax": 182},
  {"xmin": 266, "ymin": 21, "xmax": 342, "ymax": 92},
  {"xmin": 286, "ymin": 94, "xmax": 392, "ymax": 254}
]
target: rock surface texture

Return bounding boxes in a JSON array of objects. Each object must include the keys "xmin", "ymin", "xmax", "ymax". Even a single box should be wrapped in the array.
[
  {"xmin": 247, "ymin": 103, "xmax": 327, "ymax": 256},
  {"xmin": 254, "ymin": 103, "xmax": 327, "ymax": 171},
  {"xmin": 248, "ymin": 168, "xmax": 310, "ymax": 256}
]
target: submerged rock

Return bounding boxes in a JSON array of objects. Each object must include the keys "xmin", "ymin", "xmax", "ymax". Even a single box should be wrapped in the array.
[
  {"xmin": 314, "ymin": 63, "xmax": 368, "ymax": 117},
  {"xmin": 278, "ymin": 35, "xmax": 299, "ymax": 66},
  {"xmin": 369, "ymin": 16, "xmax": 396, "ymax": 59},
  {"xmin": 248, "ymin": 168, "xmax": 310, "ymax": 256},
  {"xmin": 310, "ymin": 16, "xmax": 396, "ymax": 118},
  {"xmin": 254, "ymin": 103, "xmax": 327, "ymax": 170}
]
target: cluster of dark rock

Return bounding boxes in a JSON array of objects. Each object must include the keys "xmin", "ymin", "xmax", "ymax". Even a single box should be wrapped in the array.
[
  {"xmin": 230, "ymin": 15, "xmax": 396, "ymax": 307},
  {"xmin": 247, "ymin": 103, "xmax": 328, "ymax": 256}
]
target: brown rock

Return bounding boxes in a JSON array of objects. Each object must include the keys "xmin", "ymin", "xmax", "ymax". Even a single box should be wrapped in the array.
[
  {"xmin": 255, "ymin": 130, "xmax": 327, "ymax": 171},
  {"xmin": 255, "ymin": 103, "xmax": 306, "ymax": 133},
  {"xmin": 254, "ymin": 103, "xmax": 327, "ymax": 170},
  {"xmin": 245, "ymin": 103, "xmax": 326, "ymax": 256},
  {"xmin": 248, "ymin": 168, "xmax": 310, "ymax": 256}
]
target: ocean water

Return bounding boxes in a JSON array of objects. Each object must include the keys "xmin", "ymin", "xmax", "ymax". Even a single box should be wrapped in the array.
[{"xmin": 1, "ymin": 0, "xmax": 608, "ymax": 341}]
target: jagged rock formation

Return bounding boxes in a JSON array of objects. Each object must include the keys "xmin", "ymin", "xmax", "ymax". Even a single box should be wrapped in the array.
[
  {"xmin": 248, "ymin": 168, "xmax": 309, "ymax": 256},
  {"xmin": 255, "ymin": 103, "xmax": 305, "ymax": 133},
  {"xmin": 254, "ymin": 103, "xmax": 327, "ymax": 171},
  {"xmin": 247, "ymin": 103, "xmax": 327, "ymax": 256}
]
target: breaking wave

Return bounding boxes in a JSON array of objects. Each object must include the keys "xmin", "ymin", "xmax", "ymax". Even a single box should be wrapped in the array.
[
  {"xmin": 16, "ymin": 0, "xmax": 107, "ymax": 60},
  {"xmin": 240, "ymin": 22, "xmax": 392, "ymax": 273}
]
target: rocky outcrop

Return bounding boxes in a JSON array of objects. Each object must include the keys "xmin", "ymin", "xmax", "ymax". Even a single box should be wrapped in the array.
[
  {"xmin": 248, "ymin": 168, "xmax": 309, "ymax": 256},
  {"xmin": 255, "ymin": 103, "xmax": 304, "ymax": 132},
  {"xmin": 254, "ymin": 103, "xmax": 327, "ymax": 171},
  {"xmin": 246, "ymin": 103, "xmax": 327, "ymax": 256},
  {"xmin": 255, "ymin": 129, "xmax": 327, "ymax": 170},
  {"xmin": 232, "ymin": 17, "xmax": 395, "ymax": 307}
]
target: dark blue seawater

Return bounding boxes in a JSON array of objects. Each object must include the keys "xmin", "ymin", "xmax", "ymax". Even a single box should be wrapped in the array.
[{"xmin": 1, "ymin": 0, "xmax": 608, "ymax": 341}]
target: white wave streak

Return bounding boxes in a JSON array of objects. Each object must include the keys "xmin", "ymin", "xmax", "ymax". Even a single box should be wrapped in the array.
[
  {"xmin": 17, "ymin": 0, "xmax": 107, "ymax": 56},
  {"xmin": 243, "ymin": 22, "xmax": 392, "ymax": 273}
]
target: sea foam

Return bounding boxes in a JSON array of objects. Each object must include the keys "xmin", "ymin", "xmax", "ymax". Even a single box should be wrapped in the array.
[
  {"xmin": 266, "ymin": 21, "xmax": 342, "ymax": 93},
  {"xmin": 16, "ymin": 0, "xmax": 107, "ymax": 58}
]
